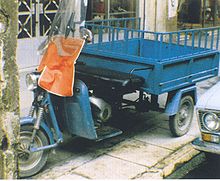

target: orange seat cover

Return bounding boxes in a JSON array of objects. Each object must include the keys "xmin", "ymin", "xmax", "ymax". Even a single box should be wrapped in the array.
[{"xmin": 38, "ymin": 35, "xmax": 85, "ymax": 97}]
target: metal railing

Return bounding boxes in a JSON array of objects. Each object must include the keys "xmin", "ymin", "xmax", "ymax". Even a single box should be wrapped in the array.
[{"xmin": 85, "ymin": 19, "xmax": 220, "ymax": 61}]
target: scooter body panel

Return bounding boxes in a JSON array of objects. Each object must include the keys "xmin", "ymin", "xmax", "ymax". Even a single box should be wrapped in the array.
[{"xmin": 63, "ymin": 79, "xmax": 97, "ymax": 140}]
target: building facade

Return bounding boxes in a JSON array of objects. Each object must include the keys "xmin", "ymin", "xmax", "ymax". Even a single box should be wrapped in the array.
[{"xmin": 18, "ymin": 0, "xmax": 140, "ymax": 40}]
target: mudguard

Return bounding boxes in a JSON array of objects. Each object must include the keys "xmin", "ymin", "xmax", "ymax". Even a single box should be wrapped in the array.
[
  {"xmin": 20, "ymin": 116, "xmax": 55, "ymax": 144},
  {"xmin": 63, "ymin": 79, "xmax": 97, "ymax": 140},
  {"xmin": 165, "ymin": 85, "xmax": 197, "ymax": 116}
]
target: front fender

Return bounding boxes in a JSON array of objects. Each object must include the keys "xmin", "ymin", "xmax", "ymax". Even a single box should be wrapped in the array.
[
  {"xmin": 165, "ymin": 85, "xmax": 197, "ymax": 116},
  {"xmin": 20, "ymin": 116, "xmax": 55, "ymax": 144},
  {"xmin": 63, "ymin": 79, "xmax": 97, "ymax": 140}
]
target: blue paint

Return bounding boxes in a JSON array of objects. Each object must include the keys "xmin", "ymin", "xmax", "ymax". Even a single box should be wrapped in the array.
[
  {"xmin": 165, "ymin": 85, "xmax": 197, "ymax": 116},
  {"xmin": 81, "ymin": 19, "xmax": 220, "ymax": 95},
  {"xmin": 20, "ymin": 116, "xmax": 55, "ymax": 144},
  {"xmin": 63, "ymin": 80, "xmax": 97, "ymax": 140},
  {"xmin": 46, "ymin": 94, "xmax": 63, "ymax": 142}
]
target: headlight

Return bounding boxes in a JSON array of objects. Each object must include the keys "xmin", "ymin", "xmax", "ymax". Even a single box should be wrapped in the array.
[
  {"xmin": 202, "ymin": 112, "xmax": 220, "ymax": 132},
  {"xmin": 26, "ymin": 73, "xmax": 40, "ymax": 91}
]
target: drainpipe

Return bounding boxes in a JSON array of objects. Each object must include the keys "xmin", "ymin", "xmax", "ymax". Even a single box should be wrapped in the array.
[
  {"xmin": 154, "ymin": 0, "xmax": 157, "ymax": 31},
  {"xmin": 143, "ymin": 0, "xmax": 146, "ymax": 30}
]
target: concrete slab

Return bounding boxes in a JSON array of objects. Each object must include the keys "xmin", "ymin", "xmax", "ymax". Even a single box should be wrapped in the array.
[
  {"xmin": 55, "ymin": 173, "xmax": 88, "ymax": 180},
  {"xmin": 107, "ymin": 139, "xmax": 172, "ymax": 167},
  {"xmin": 73, "ymin": 154, "xmax": 146, "ymax": 179},
  {"xmin": 134, "ymin": 127, "xmax": 195, "ymax": 151},
  {"xmin": 33, "ymin": 151, "xmax": 105, "ymax": 179}
]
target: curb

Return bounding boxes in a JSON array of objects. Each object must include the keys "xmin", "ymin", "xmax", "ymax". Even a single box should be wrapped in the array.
[{"xmin": 137, "ymin": 143, "xmax": 200, "ymax": 179}]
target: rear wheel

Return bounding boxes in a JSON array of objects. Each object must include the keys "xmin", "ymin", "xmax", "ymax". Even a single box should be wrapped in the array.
[
  {"xmin": 169, "ymin": 95, "xmax": 194, "ymax": 137},
  {"xmin": 18, "ymin": 125, "xmax": 49, "ymax": 178}
]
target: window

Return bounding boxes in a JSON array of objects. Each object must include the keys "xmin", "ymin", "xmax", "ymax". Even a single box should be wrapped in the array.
[{"xmin": 91, "ymin": 0, "xmax": 137, "ymax": 20}]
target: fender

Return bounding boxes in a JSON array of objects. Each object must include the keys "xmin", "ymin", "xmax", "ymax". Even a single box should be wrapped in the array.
[
  {"xmin": 165, "ymin": 85, "xmax": 197, "ymax": 116},
  {"xmin": 20, "ymin": 116, "xmax": 55, "ymax": 144},
  {"xmin": 63, "ymin": 79, "xmax": 97, "ymax": 140}
]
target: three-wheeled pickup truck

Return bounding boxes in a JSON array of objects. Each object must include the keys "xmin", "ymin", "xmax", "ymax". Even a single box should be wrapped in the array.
[{"xmin": 19, "ymin": 16, "xmax": 220, "ymax": 177}]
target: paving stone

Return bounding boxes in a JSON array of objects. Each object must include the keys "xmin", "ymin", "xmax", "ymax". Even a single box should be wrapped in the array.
[
  {"xmin": 73, "ymin": 154, "xmax": 146, "ymax": 179},
  {"xmin": 33, "ymin": 152, "xmax": 103, "ymax": 179},
  {"xmin": 134, "ymin": 127, "xmax": 195, "ymax": 151},
  {"xmin": 55, "ymin": 173, "xmax": 87, "ymax": 179},
  {"xmin": 107, "ymin": 139, "xmax": 172, "ymax": 167}
]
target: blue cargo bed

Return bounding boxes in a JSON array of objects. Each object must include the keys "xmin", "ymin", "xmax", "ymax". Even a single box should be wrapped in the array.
[{"xmin": 76, "ymin": 18, "xmax": 220, "ymax": 95}]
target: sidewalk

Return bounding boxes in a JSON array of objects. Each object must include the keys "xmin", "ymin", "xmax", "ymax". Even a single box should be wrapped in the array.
[
  {"xmin": 18, "ymin": 67, "xmax": 218, "ymax": 179},
  {"xmin": 31, "ymin": 110, "xmax": 200, "ymax": 179}
]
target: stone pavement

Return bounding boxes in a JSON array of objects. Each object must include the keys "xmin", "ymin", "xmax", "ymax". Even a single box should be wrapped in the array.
[
  {"xmin": 19, "ymin": 66, "xmax": 219, "ymax": 179},
  {"xmin": 31, "ymin": 114, "xmax": 200, "ymax": 179}
]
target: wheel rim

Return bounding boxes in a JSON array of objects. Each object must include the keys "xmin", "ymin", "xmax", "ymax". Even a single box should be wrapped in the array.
[
  {"xmin": 18, "ymin": 130, "xmax": 44, "ymax": 173},
  {"xmin": 177, "ymin": 99, "xmax": 193, "ymax": 131}
]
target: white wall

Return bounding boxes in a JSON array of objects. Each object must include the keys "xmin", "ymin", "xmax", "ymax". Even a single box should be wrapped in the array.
[{"xmin": 138, "ymin": 0, "xmax": 178, "ymax": 32}]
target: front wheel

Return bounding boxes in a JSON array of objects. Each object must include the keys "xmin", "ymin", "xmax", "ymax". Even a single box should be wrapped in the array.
[
  {"xmin": 169, "ymin": 95, "xmax": 194, "ymax": 137},
  {"xmin": 18, "ymin": 125, "xmax": 49, "ymax": 178}
]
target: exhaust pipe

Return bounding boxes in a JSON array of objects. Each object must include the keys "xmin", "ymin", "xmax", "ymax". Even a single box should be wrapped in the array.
[{"xmin": 89, "ymin": 96, "xmax": 112, "ymax": 122}]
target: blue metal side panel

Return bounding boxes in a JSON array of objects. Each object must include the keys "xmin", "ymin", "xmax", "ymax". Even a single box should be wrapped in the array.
[
  {"xmin": 158, "ymin": 53, "xmax": 219, "ymax": 92},
  {"xmin": 145, "ymin": 52, "xmax": 219, "ymax": 95},
  {"xmin": 165, "ymin": 85, "xmax": 197, "ymax": 116},
  {"xmin": 87, "ymin": 39, "xmax": 140, "ymax": 56},
  {"xmin": 142, "ymin": 40, "xmax": 196, "ymax": 60},
  {"xmin": 63, "ymin": 80, "xmax": 97, "ymax": 140},
  {"xmin": 20, "ymin": 116, "xmax": 55, "ymax": 144}
]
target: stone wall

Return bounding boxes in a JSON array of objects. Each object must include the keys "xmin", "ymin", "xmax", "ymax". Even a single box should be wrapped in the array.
[{"xmin": 0, "ymin": 0, "xmax": 19, "ymax": 179}]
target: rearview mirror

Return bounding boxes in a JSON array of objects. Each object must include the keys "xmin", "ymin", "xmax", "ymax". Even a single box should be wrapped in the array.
[{"xmin": 80, "ymin": 28, "xmax": 93, "ymax": 42}]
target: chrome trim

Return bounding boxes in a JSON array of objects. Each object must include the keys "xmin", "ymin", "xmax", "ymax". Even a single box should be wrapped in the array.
[
  {"xmin": 196, "ymin": 109, "xmax": 220, "ymax": 135},
  {"xmin": 192, "ymin": 138, "xmax": 220, "ymax": 155}
]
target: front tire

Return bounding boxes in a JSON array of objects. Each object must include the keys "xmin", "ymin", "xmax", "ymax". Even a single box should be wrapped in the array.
[
  {"xmin": 18, "ymin": 125, "xmax": 49, "ymax": 178},
  {"xmin": 169, "ymin": 95, "xmax": 194, "ymax": 137}
]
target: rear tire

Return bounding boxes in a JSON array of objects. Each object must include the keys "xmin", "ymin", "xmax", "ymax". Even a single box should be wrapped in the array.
[
  {"xmin": 169, "ymin": 95, "xmax": 194, "ymax": 137},
  {"xmin": 18, "ymin": 125, "xmax": 49, "ymax": 178}
]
